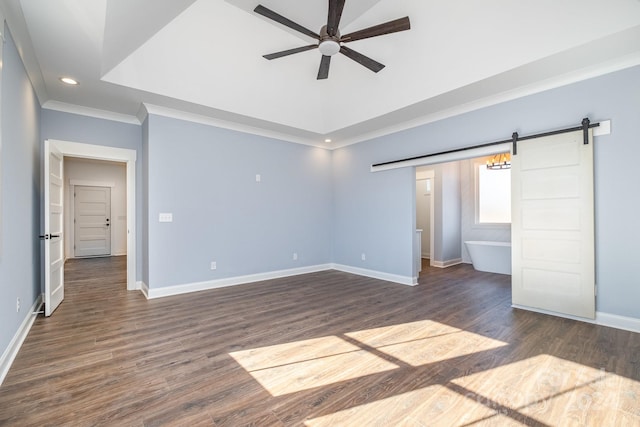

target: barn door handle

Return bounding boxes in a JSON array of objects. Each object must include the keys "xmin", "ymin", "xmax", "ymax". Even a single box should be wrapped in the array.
[
  {"xmin": 39, "ymin": 234, "xmax": 49, "ymax": 240},
  {"xmin": 50, "ymin": 234, "xmax": 60, "ymax": 238}
]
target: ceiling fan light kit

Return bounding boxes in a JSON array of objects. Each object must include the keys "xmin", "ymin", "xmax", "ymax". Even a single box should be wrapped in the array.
[{"xmin": 255, "ymin": 0, "xmax": 410, "ymax": 80}]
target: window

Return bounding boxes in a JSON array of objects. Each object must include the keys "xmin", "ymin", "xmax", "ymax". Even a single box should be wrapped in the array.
[{"xmin": 476, "ymin": 163, "xmax": 511, "ymax": 224}]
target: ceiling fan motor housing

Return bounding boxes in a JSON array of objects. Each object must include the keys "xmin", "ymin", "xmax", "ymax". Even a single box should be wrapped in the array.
[{"xmin": 319, "ymin": 25, "xmax": 340, "ymax": 56}]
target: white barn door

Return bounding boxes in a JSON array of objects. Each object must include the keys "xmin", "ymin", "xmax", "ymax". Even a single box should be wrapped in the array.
[{"xmin": 511, "ymin": 129, "xmax": 595, "ymax": 319}]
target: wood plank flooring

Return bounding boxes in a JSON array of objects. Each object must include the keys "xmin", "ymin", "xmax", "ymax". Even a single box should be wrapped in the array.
[{"xmin": 1, "ymin": 257, "xmax": 639, "ymax": 426}]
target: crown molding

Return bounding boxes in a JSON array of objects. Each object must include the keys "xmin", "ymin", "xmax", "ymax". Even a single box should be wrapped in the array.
[
  {"xmin": 140, "ymin": 103, "xmax": 329, "ymax": 149},
  {"xmin": 42, "ymin": 100, "xmax": 141, "ymax": 125},
  {"xmin": 332, "ymin": 53, "xmax": 640, "ymax": 149}
]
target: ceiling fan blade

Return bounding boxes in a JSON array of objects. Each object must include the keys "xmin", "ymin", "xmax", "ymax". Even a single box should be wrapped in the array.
[
  {"xmin": 339, "ymin": 46, "xmax": 385, "ymax": 73},
  {"xmin": 254, "ymin": 5, "xmax": 320, "ymax": 40},
  {"xmin": 340, "ymin": 16, "xmax": 410, "ymax": 43},
  {"xmin": 317, "ymin": 55, "xmax": 331, "ymax": 80},
  {"xmin": 327, "ymin": 0, "xmax": 346, "ymax": 37},
  {"xmin": 263, "ymin": 44, "xmax": 318, "ymax": 60}
]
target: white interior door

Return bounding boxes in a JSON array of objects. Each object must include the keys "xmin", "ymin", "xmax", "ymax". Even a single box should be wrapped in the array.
[
  {"xmin": 44, "ymin": 140, "xmax": 65, "ymax": 317},
  {"xmin": 511, "ymin": 129, "xmax": 595, "ymax": 319},
  {"xmin": 74, "ymin": 186, "xmax": 111, "ymax": 257}
]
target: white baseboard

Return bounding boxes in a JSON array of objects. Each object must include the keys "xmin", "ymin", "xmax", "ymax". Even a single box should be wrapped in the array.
[
  {"xmin": 595, "ymin": 312, "xmax": 640, "ymax": 334},
  {"xmin": 142, "ymin": 263, "xmax": 419, "ymax": 299},
  {"xmin": 512, "ymin": 304, "xmax": 640, "ymax": 334},
  {"xmin": 0, "ymin": 295, "xmax": 43, "ymax": 386},
  {"xmin": 431, "ymin": 258, "xmax": 463, "ymax": 268},
  {"xmin": 331, "ymin": 263, "xmax": 417, "ymax": 286},
  {"xmin": 144, "ymin": 264, "xmax": 333, "ymax": 299},
  {"xmin": 138, "ymin": 281, "xmax": 148, "ymax": 298},
  {"xmin": 512, "ymin": 304, "xmax": 597, "ymax": 324}
]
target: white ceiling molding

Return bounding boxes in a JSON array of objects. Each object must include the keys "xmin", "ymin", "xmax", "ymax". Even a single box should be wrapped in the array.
[
  {"xmin": 141, "ymin": 104, "xmax": 330, "ymax": 149},
  {"xmin": 42, "ymin": 100, "xmax": 141, "ymax": 125}
]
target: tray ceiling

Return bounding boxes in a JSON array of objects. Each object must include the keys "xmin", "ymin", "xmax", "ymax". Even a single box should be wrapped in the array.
[{"xmin": 4, "ymin": 0, "xmax": 640, "ymax": 147}]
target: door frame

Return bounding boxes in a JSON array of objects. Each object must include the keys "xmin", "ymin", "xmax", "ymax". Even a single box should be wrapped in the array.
[
  {"xmin": 415, "ymin": 169, "xmax": 435, "ymax": 266},
  {"xmin": 46, "ymin": 139, "xmax": 137, "ymax": 291}
]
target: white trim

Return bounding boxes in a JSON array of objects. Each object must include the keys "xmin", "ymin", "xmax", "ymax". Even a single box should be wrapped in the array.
[
  {"xmin": 139, "ymin": 104, "xmax": 328, "ymax": 149},
  {"xmin": 138, "ymin": 281, "xmax": 149, "ymax": 298},
  {"xmin": 593, "ymin": 120, "xmax": 611, "ymax": 136},
  {"xmin": 46, "ymin": 140, "xmax": 137, "ymax": 291},
  {"xmin": 431, "ymin": 258, "xmax": 463, "ymax": 268},
  {"xmin": 512, "ymin": 304, "xmax": 596, "ymax": 323},
  {"xmin": 42, "ymin": 101, "xmax": 140, "ymax": 125},
  {"xmin": 595, "ymin": 312, "xmax": 640, "ymax": 334},
  {"xmin": 0, "ymin": 295, "xmax": 43, "ymax": 386},
  {"xmin": 334, "ymin": 54, "xmax": 640, "ymax": 149},
  {"xmin": 373, "ymin": 143, "xmax": 512, "ymax": 173},
  {"xmin": 69, "ymin": 179, "xmax": 115, "ymax": 188},
  {"xmin": 330, "ymin": 264, "xmax": 417, "ymax": 286},
  {"xmin": 143, "ymin": 264, "xmax": 333, "ymax": 299},
  {"xmin": 142, "ymin": 263, "xmax": 419, "ymax": 299}
]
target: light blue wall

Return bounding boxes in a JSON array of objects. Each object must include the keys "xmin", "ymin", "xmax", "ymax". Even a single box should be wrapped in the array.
[
  {"xmin": 0, "ymin": 26, "xmax": 41, "ymax": 361},
  {"xmin": 333, "ymin": 145, "xmax": 415, "ymax": 276},
  {"xmin": 40, "ymin": 109, "xmax": 143, "ymax": 281},
  {"xmin": 333, "ymin": 65, "xmax": 640, "ymax": 318},
  {"xmin": 145, "ymin": 114, "xmax": 332, "ymax": 288}
]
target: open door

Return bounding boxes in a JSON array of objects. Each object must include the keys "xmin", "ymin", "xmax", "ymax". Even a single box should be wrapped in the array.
[
  {"xmin": 44, "ymin": 140, "xmax": 65, "ymax": 316},
  {"xmin": 511, "ymin": 129, "xmax": 595, "ymax": 319}
]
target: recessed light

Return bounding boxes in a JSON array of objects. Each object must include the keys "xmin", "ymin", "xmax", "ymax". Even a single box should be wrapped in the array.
[
  {"xmin": 59, "ymin": 77, "xmax": 79, "ymax": 85},
  {"xmin": 324, "ymin": 139, "xmax": 332, "ymax": 143}
]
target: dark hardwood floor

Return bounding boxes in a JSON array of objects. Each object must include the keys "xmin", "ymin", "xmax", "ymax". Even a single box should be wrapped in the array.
[{"xmin": 1, "ymin": 257, "xmax": 638, "ymax": 426}]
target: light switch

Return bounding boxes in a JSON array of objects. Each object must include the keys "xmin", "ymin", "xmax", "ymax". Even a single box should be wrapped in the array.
[
  {"xmin": 159, "ymin": 213, "xmax": 173, "ymax": 222},
  {"xmin": 256, "ymin": 174, "xmax": 261, "ymax": 182}
]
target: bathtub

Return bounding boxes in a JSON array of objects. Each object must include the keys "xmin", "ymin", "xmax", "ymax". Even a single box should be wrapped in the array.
[{"xmin": 464, "ymin": 241, "xmax": 511, "ymax": 275}]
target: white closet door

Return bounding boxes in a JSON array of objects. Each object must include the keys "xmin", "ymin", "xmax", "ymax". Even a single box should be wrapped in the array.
[{"xmin": 511, "ymin": 130, "xmax": 595, "ymax": 319}]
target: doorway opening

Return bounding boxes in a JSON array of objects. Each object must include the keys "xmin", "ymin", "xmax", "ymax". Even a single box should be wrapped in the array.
[
  {"xmin": 414, "ymin": 156, "xmax": 511, "ymax": 277},
  {"xmin": 45, "ymin": 139, "xmax": 137, "ymax": 297},
  {"xmin": 415, "ymin": 169, "xmax": 434, "ymax": 270},
  {"xmin": 66, "ymin": 158, "xmax": 127, "ymax": 259}
]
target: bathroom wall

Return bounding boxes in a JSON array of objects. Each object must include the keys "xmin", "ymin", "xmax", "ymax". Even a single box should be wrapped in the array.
[{"xmin": 415, "ymin": 177, "xmax": 431, "ymax": 258}]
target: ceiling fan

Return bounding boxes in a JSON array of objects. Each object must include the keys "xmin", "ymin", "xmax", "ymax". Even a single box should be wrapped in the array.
[{"xmin": 254, "ymin": 0, "xmax": 410, "ymax": 79}]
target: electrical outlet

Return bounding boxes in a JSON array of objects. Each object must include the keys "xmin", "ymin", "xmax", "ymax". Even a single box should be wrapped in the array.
[
  {"xmin": 361, "ymin": 253, "xmax": 366, "ymax": 261},
  {"xmin": 293, "ymin": 252, "xmax": 298, "ymax": 261},
  {"xmin": 210, "ymin": 261, "xmax": 217, "ymax": 270},
  {"xmin": 16, "ymin": 297, "xmax": 20, "ymax": 313}
]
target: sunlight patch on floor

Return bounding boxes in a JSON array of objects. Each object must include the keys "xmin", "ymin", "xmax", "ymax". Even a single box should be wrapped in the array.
[
  {"xmin": 229, "ymin": 335, "xmax": 398, "ymax": 396},
  {"xmin": 346, "ymin": 320, "xmax": 508, "ymax": 367},
  {"xmin": 229, "ymin": 320, "xmax": 508, "ymax": 397},
  {"xmin": 304, "ymin": 384, "xmax": 520, "ymax": 427},
  {"xmin": 451, "ymin": 354, "xmax": 640, "ymax": 425}
]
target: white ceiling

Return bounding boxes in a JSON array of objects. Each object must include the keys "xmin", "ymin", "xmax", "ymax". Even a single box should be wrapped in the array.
[{"xmin": 3, "ymin": 0, "xmax": 640, "ymax": 147}]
